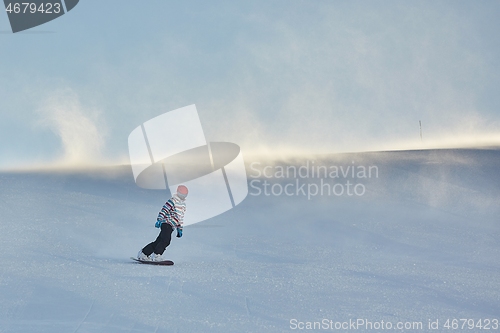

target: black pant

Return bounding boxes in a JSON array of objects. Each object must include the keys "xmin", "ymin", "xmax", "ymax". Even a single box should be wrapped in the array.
[{"xmin": 142, "ymin": 223, "xmax": 173, "ymax": 256}]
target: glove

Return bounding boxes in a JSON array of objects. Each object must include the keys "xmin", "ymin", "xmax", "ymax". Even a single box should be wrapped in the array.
[
  {"xmin": 155, "ymin": 220, "xmax": 162, "ymax": 228},
  {"xmin": 176, "ymin": 228, "xmax": 183, "ymax": 238}
]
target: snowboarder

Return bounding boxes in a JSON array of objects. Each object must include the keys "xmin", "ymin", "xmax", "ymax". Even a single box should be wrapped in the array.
[{"xmin": 137, "ymin": 185, "xmax": 188, "ymax": 262}]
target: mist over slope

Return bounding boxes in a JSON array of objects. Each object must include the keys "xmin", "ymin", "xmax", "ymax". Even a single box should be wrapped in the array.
[{"xmin": 0, "ymin": 148, "xmax": 499, "ymax": 332}]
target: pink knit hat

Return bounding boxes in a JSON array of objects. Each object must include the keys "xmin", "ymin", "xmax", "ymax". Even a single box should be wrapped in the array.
[{"xmin": 176, "ymin": 185, "xmax": 188, "ymax": 199}]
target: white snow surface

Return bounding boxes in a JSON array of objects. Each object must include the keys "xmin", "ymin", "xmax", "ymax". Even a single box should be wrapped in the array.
[{"xmin": 0, "ymin": 149, "xmax": 499, "ymax": 332}]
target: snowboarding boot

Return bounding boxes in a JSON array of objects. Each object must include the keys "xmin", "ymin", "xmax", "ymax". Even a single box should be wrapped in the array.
[
  {"xmin": 137, "ymin": 250, "xmax": 151, "ymax": 261},
  {"xmin": 152, "ymin": 253, "xmax": 164, "ymax": 262}
]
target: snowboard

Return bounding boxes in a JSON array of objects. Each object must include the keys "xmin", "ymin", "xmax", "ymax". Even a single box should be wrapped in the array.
[{"xmin": 130, "ymin": 257, "xmax": 174, "ymax": 266}]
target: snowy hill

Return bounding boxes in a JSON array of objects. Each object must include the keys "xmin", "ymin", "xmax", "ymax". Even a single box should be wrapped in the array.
[{"xmin": 0, "ymin": 148, "xmax": 499, "ymax": 332}]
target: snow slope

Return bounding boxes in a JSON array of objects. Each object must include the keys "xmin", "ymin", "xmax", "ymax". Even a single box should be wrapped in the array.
[{"xmin": 0, "ymin": 148, "xmax": 499, "ymax": 332}]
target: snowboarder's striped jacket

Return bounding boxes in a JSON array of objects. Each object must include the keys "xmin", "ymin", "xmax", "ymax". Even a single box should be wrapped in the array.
[{"xmin": 156, "ymin": 194, "xmax": 186, "ymax": 230}]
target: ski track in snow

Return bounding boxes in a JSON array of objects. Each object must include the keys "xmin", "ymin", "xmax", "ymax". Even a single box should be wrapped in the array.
[
  {"xmin": 0, "ymin": 149, "xmax": 499, "ymax": 332},
  {"xmin": 73, "ymin": 299, "xmax": 94, "ymax": 333}
]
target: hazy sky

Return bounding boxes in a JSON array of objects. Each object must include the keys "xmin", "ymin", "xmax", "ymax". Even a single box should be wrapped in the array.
[{"xmin": 1, "ymin": 0, "xmax": 499, "ymax": 168}]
